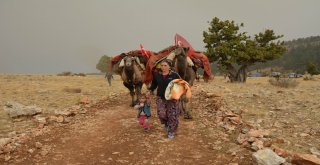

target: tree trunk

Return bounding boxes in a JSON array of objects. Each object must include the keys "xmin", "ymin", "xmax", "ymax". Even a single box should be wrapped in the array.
[
  {"xmin": 227, "ymin": 64, "xmax": 248, "ymax": 83},
  {"xmin": 236, "ymin": 65, "xmax": 247, "ymax": 82},
  {"xmin": 226, "ymin": 64, "xmax": 237, "ymax": 82}
]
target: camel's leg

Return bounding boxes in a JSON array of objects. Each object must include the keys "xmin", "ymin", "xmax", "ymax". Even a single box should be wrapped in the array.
[
  {"xmin": 181, "ymin": 95, "xmax": 192, "ymax": 119},
  {"xmin": 123, "ymin": 82, "xmax": 135, "ymax": 107}
]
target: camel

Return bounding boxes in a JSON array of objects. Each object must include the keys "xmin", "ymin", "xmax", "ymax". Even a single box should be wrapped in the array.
[
  {"xmin": 169, "ymin": 46, "xmax": 196, "ymax": 119},
  {"xmin": 111, "ymin": 52, "xmax": 149, "ymax": 106}
]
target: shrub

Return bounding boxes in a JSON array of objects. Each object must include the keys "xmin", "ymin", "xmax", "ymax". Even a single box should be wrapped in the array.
[
  {"xmin": 269, "ymin": 78, "xmax": 299, "ymax": 88},
  {"xmin": 303, "ymin": 74, "xmax": 315, "ymax": 81},
  {"xmin": 57, "ymin": 72, "xmax": 73, "ymax": 76},
  {"xmin": 74, "ymin": 73, "xmax": 86, "ymax": 77}
]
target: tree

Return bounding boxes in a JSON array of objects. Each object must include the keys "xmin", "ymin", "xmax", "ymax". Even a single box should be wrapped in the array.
[
  {"xmin": 306, "ymin": 62, "xmax": 319, "ymax": 76},
  {"xmin": 96, "ymin": 55, "xmax": 112, "ymax": 73},
  {"xmin": 203, "ymin": 17, "xmax": 287, "ymax": 82}
]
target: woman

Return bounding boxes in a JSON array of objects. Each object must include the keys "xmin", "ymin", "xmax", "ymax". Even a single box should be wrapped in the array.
[{"xmin": 147, "ymin": 60, "xmax": 180, "ymax": 139}]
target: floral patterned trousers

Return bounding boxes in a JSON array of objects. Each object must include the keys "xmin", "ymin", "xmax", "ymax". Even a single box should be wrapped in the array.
[{"xmin": 156, "ymin": 97, "xmax": 180, "ymax": 133}]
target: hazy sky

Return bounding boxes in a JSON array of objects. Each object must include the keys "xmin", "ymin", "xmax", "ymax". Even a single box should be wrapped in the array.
[{"xmin": 1, "ymin": 0, "xmax": 320, "ymax": 74}]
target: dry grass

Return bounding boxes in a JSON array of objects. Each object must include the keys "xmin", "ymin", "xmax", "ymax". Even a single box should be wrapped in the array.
[
  {"xmin": 0, "ymin": 74, "xmax": 132, "ymax": 137},
  {"xmin": 1, "ymin": 74, "xmax": 320, "ymax": 154},
  {"xmin": 268, "ymin": 77, "xmax": 299, "ymax": 88},
  {"xmin": 63, "ymin": 87, "xmax": 82, "ymax": 93},
  {"xmin": 0, "ymin": 74, "xmax": 128, "ymax": 115},
  {"xmin": 199, "ymin": 76, "xmax": 320, "ymax": 153}
]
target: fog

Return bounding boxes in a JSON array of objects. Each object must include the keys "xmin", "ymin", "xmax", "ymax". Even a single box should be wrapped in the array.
[{"xmin": 1, "ymin": 0, "xmax": 319, "ymax": 74}]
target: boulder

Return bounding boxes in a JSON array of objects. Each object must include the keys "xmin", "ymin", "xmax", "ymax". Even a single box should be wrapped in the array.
[
  {"xmin": 3, "ymin": 101, "xmax": 42, "ymax": 118},
  {"xmin": 252, "ymin": 148, "xmax": 286, "ymax": 165}
]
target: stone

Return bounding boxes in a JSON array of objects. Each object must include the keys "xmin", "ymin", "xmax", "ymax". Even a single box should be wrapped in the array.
[
  {"xmin": 0, "ymin": 138, "xmax": 11, "ymax": 149},
  {"xmin": 251, "ymin": 140, "xmax": 264, "ymax": 151},
  {"xmin": 299, "ymin": 133, "xmax": 309, "ymax": 137},
  {"xmin": 35, "ymin": 142, "xmax": 43, "ymax": 149},
  {"xmin": 292, "ymin": 153, "xmax": 320, "ymax": 165},
  {"xmin": 112, "ymin": 152, "xmax": 120, "ymax": 155},
  {"xmin": 310, "ymin": 147, "xmax": 320, "ymax": 156},
  {"xmin": 272, "ymin": 146, "xmax": 291, "ymax": 158},
  {"xmin": 248, "ymin": 129, "xmax": 269, "ymax": 138},
  {"xmin": 34, "ymin": 116, "xmax": 47, "ymax": 124},
  {"xmin": 3, "ymin": 101, "xmax": 42, "ymax": 118},
  {"xmin": 252, "ymin": 148, "xmax": 286, "ymax": 165},
  {"xmin": 206, "ymin": 92, "xmax": 221, "ymax": 98},
  {"xmin": 28, "ymin": 148, "xmax": 35, "ymax": 153},
  {"xmin": 54, "ymin": 109, "xmax": 75, "ymax": 116}
]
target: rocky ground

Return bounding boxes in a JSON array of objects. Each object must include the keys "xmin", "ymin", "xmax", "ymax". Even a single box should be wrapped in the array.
[{"xmin": 0, "ymin": 74, "xmax": 320, "ymax": 164}]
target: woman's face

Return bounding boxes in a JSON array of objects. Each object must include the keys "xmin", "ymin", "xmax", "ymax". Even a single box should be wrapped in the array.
[
  {"xmin": 139, "ymin": 97, "xmax": 146, "ymax": 103},
  {"xmin": 160, "ymin": 61, "xmax": 170, "ymax": 72}
]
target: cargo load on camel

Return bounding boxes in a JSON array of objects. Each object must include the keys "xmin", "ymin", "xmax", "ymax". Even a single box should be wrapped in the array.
[
  {"xmin": 144, "ymin": 45, "xmax": 213, "ymax": 85},
  {"xmin": 110, "ymin": 49, "xmax": 153, "ymax": 74}
]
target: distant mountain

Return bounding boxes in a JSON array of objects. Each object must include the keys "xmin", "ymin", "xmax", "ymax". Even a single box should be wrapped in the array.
[{"xmin": 250, "ymin": 36, "xmax": 320, "ymax": 73}]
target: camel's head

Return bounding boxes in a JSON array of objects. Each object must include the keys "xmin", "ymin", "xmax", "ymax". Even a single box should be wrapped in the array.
[
  {"xmin": 119, "ymin": 55, "xmax": 144, "ymax": 70},
  {"xmin": 123, "ymin": 56, "xmax": 136, "ymax": 67},
  {"xmin": 174, "ymin": 46, "xmax": 189, "ymax": 58}
]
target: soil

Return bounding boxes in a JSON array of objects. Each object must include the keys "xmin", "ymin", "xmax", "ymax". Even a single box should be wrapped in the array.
[{"xmin": 1, "ymin": 74, "xmax": 320, "ymax": 165}]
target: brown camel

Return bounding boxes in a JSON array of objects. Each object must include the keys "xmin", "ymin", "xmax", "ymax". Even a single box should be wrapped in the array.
[{"xmin": 111, "ymin": 53, "xmax": 148, "ymax": 106}]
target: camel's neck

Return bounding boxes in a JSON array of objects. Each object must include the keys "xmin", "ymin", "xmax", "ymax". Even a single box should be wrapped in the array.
[
  {"xmin": 124, "ymin": 65, "xmax": 134, "ymax": 82},
  {"xmin": 176, "ymin": 55, "xmax": 187, "ymax": 79}
]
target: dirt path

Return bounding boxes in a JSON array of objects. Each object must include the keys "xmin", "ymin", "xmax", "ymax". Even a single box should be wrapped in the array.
[{"xmin": 3, "ymin": 92, "xmax": 240, "ymax": 165}]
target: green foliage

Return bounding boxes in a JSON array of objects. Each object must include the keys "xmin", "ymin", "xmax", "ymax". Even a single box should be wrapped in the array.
[
  {"xmin": 203, "ymin": 17, "xmax": 248, "ymax": 64},
  {"xmin": 203, "ymin": 17, "xmax": 287, "ymax": 82},
  {"xmin": 96, "ymin": 55, "xmax": 112, "ymax": 73},
  {"xmin": 306, "ymin": 62, "xmax": 319, "ymax": 75}
]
